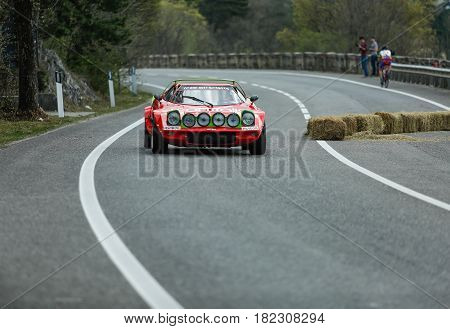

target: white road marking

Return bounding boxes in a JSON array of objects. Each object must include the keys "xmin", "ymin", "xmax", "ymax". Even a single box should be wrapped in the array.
[
  {"xmin": 318, "ymin": 141, "xmax": 450, "ymax": 211},
  {"xmin": 252, "ymin": 83, "xmax": 311, "ymax": 120},
  {"xmin": 79, "ymin": 84, "xmax": 183, "ymax": 308},
  {"xmin": 280, "ymin": 72, "xmax": 449, "ymax": 111},
  {"xmin": 141, "ymin": 82, "xmax": 167, "ymax": 90},
  {"xmin": 251, "ymin": 81, "xmax": 450, "ymax": 212}
]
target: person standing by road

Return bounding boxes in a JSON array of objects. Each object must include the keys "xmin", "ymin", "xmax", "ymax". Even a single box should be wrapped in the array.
[
  {"xmin": 357, "ymin": 36, "xmax": 369, "ymax": 77},
  {"xmin": 369, "ymin": 37, "xmax": 379, "ymax": 76}
]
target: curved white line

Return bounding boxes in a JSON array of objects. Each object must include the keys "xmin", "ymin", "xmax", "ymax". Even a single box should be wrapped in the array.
[
  {"xmin": 251, "ymin": 80, "xmax": 450, "ymax": 212},
  {"xmin": 281, "ymin": 72, "xmax": 449, "ymax": 111},
  {"xmin": 318, "ymin": 141, "xmax": 450, "ymax": 211},
  {"xmin": 79, "ymin": 84, "xmax": 183, "ymax": 308}
]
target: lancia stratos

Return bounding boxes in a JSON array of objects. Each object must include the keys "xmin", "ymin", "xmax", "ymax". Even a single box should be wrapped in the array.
[{"xmin": 144, "ymin": 80, "xmax": 266, "ymax": 155}]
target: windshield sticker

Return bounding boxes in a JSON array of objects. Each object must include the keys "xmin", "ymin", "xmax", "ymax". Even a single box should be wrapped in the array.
[{"xmin": 182, "ymin": 86, "xmax": 231, "ymax": 90}]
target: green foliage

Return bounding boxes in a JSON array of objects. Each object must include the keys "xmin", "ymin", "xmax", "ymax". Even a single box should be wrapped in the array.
[
  {"xmin": 278, "ymin": 0, "xmax": 438, "ymax": 56},
  {"xmin": 147, "ymin": 0, "xmax": 213, "ymax": 54},
  {"xmin": 434, "ymin": 5, "xmax": 450, "ymax": 58},
  {"xmin": 125, "ymin": 0, "xmax": 160, "ymax": 61},
  {"xmin": 198, "ymin": 0, "xmax": 249, "ymax": 31},
  {"xmin": 40, "ymin": 0, "xmax": 131, "ymax": 92},
  {"xmin": 212, "ymin": 0, "xmax": 292, "ymax": 52}
]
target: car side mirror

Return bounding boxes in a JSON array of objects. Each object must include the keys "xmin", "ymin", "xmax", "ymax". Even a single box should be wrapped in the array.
[
  {"xmin": 154, "ymin": 94, "xmax": 163, "ymax": 101},
  {"xmin": 249, "ymin": 96, "xmax": 259, "ymax": 103}
]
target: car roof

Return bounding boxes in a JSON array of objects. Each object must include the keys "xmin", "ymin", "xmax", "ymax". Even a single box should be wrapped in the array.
[
  {"xmin": 174, "ymin": 79, "xmax": 236, "ymax": 85},
  {"xmin": 170, "ymin": 79, "xmax": 247, "ymax": 96}
]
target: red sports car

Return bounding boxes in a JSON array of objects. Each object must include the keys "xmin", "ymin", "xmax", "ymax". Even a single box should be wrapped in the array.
[{"xmin": 144, "ymin": 80, "xmax": 266, "ymax": 155}]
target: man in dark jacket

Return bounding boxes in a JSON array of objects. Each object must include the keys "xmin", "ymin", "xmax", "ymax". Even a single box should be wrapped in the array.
[{"xmin": 357, "ymin": 36, "xmax": 369, "ymax": 77}]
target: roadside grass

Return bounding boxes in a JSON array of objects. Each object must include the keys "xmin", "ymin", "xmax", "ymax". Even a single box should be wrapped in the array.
[
  {"xmin": 85, "ymin": 89, "xmax": 152, "ymax": 115},
  {"xmin": 307, "ymin": 111, "xmax": 450, "ymax": 141},
  {"xmin": 0, "ymin": 90, "xmax": 152, "ymax": 147}
]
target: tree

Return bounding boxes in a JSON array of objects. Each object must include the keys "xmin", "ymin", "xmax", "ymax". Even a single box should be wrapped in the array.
[
  {"xmin": 277, "ymin": 0, "xmax": 438, "ymax": 56},
  {"xmin": 14, "ymin": 0, "xmax": 40, "ymax": 119},
  {"xmin": 434, "ymin": 2, "xmax": 450, "ymax": 58},
  {"xmin": 198, "ymin": 0, "xmax": 248, "ymax": 31},
  {"xmin": 40, "ymin": 0, "xmax": 131, "ymax": 91},
  {"xmin": 0, "ymin": 0, "xmax": 17, "ymax": 70},
  {"xmin": 277, "ymin": 0, "xmax": 340, "ymax": 52},
  {"xmin": 211, "ymin": 0, "xmax": 292, "ymax": 52},
  {"xmin": 153, "ymin": 0, "xmax": 213, "ymax": 54}
]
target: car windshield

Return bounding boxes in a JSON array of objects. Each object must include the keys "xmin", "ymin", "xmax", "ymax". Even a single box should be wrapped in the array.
[{"xmin": 170, "ymin": 85, "xmax": 245, "ymax": 106}]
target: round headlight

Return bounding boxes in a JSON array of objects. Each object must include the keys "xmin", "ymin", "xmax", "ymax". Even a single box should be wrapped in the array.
[
  {"xmin": 197, "ymin": 113, "xmax": 210, "ymax": 127},
  {"xmin": 182, "ymin": 113, "xmax": 196, "ymax": 128},
  {"xmin": 227, "ymin": 113, "xmax": 240, "ymax": 128},
  {"xmin": 167, "ymin": 111, "xmax": 180, "ymax": 126},
  {"xmin": 242, "ymin": 112, "xmax": 255, "ymax": 126},
  {"xmin": 212, "ymin": 113, "xmax": 225, "ymax": 127}
]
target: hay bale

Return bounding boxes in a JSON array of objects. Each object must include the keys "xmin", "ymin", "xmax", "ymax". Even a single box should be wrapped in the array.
[
  {"xmin": 306, "ymin": 119, "xmax": 312, "ymax": 135},
  {"xmin": 341, "ymin": 116, "xmax": 357, "ymax": 135},
  {"xmin": 400, "ymin": 113, "xmax": 419, "ymax": 133},
  {"xmin": 343, "ymin": 114, "xmax": 384, "ymax": 134},
  {"xmin": 375, "ymin": 112, "xmax": 403, "ymax": 134},
  {"xmin": 308, "ymin": 111, "xmax": 449, "ymax": 141},
  {"xmin": 428, "ymin": 112, "xmax": 446, "ymax": 131},
  {"xmin": 400, "ymin": 112, "xmax": 447, "ymax": 133},
  {"xmin": 307, "ymin": 116, "xmax": 346, "ymax": 140},
  {"xmin": 444, "ymin": 112, "xmax": 450, "ymax": 131}
]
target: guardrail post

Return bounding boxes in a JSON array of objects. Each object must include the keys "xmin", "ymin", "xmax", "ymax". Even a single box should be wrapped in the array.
[
  {"xmin": 129, "ymin": 66, "xmax": 137, "ymax": 95},
  {"xmin": 207, "ymin": 53, "xmax": 216, "ymax": 68},
  {"xmin": 55, "ymin": 71, "xmax": 64, "ymax": 118},
  {"xmin": 108, "ymin": 71, "xmax": 115, "ymax": 108}
]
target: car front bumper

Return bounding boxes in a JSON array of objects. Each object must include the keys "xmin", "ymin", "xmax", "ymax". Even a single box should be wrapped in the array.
[{"xmin": 160, "ymin": 128, "xmax": 262, "ymax": 147}]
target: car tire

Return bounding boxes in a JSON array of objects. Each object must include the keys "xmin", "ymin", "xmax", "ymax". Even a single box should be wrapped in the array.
[
  {"xmin": 144, "ymin": 126, "xmax": 152, "ymax": 149},
  {"xmin": 152, "ymin": 127, "xmax": 169, "ymax": 154},
  {"xmin": 249, "ymin": 126, "xmax": 266, "ymax": 155}
]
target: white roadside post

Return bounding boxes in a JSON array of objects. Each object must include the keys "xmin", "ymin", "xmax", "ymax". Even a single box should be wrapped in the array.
[
  {"xmin": 55, "ymin": 71, "xmax": 64, "ymax": 118},
  {"xmin": 130, "ymin": 66, "xmax": 137, "ymax": 95},
  {"xmin": 108, "ymin": 71, "xmax": 116, "ymax": 108}
]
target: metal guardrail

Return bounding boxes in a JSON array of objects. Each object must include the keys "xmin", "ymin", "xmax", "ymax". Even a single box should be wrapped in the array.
[
  {"xmin": 391, "ymin": 63, "xmax": 450, "ymax": 89},
  {"xmin": 393, "ymin": 63, "xmax": 450, "ymax": 75}
]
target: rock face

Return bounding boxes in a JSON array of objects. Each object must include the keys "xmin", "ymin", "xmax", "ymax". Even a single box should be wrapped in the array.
[{"xmin": 39, "ymin": 47, "xmax": 98, "ymax": 106}]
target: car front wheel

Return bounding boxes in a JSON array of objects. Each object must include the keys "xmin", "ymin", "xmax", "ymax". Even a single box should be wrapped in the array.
[
  {"xmin": 152, "ymin": 127, "xmax": 169, "ymax": 154},
  {"xmin": 144, "ymin": 126, "xmax": 152, "ymax": 149},
  {"xmin": 248, "ymin": 126, "xmax": 266, "ymax": 155}
]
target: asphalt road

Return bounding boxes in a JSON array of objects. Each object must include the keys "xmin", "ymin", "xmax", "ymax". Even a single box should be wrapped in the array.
[{"xmin": 0, "ymin": 69, "xmax": 449, "ymax": 309}]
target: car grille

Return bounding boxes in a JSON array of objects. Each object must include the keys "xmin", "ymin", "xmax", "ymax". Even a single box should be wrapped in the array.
[{"xmin": 187, "ymin": 132, "xmax": 236, "ymax": 146}]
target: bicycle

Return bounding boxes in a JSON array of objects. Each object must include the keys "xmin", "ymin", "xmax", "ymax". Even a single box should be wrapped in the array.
[{"xmin": 380, "ymin": 67, "xmax": 390, "ymax": 88}]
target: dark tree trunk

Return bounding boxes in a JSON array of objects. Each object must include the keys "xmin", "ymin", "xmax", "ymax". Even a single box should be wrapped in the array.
[{"xmin": 14, "ymin": 0, "xmax": 40, "ymax": 119}]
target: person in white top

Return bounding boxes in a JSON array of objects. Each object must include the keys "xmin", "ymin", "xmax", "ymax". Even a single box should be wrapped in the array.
[{"xmin": 378, "ymin": 46, "xmax": 393, "ymax": 77}]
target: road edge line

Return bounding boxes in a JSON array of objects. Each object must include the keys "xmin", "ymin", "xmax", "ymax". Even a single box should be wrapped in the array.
[{"xmin": 79, "ymin": 84, "xmax": 183, "ymax": 308}]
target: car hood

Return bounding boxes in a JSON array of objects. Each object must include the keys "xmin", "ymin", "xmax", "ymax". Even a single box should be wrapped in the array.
[{"xmin": 161, "ymin": 103, "xmax": 255, "ymax": 115}]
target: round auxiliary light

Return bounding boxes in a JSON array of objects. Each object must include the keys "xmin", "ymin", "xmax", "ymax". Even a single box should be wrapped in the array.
[
  {"xmin": 242, "ymin": 111, "xmax": 255, "ymax": 126},
  {"xmin": 227, "ymin": 113, "xmax": 240, "ymax": 128},
  {"xmin": 212, "ymin": 113, "xmax": 226, "ymax": 127},
  {"xmin": 197, "ymin": 113, "xmax": 211, "ymax": 127},
  {"xmin": 182, "ymin": 113, "xmax": 196, "ymax": 128},
  {"xmin": 167, "ymin": 111, "xmax": 180, "ymax": 126}
]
